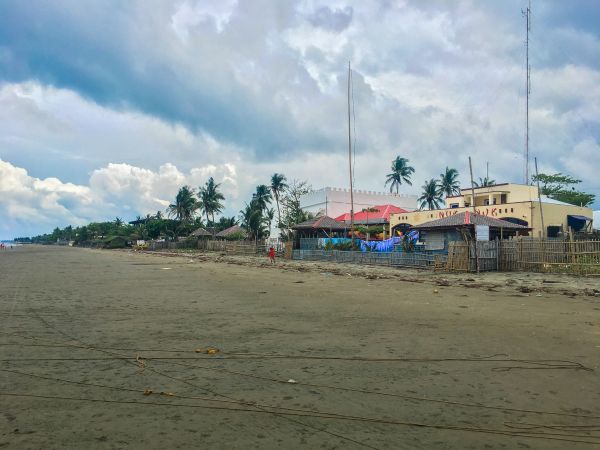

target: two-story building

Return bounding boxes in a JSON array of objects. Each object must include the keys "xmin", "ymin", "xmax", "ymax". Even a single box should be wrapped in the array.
[{"xmin": 390, "ymin": 183, "xmax": 593, "ymax": 238}]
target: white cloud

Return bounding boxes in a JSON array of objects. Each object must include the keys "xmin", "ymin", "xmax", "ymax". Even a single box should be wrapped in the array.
[{"xmin": 0, "ymin": 158, "xmax": 247, "ymax": 238}]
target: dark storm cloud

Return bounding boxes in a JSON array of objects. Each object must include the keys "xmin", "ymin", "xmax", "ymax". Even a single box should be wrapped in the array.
[{"xmin": 0, "ymin": 0, "xmax": 330, "ymax": 159}]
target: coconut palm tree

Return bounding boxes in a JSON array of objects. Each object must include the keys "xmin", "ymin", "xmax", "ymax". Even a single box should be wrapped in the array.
[
  {"xmin": 385, "ymin": 156, "xmax": 415, "ymax": 193},
  {"xmin": 474, "ymin": 176, "xmax": 496, "ymax": 187},
  {"xmin": 168, "ymin": 185, "xmax": 198, "ymax": 222},
  {"xmin": 439, "ymin": 167, "xmax": 460, "ymax": 197},
  {"xmin": 199, "ymin": 177, "xmax": 225, "ymax": 237},
  {"xmin": 270, "ymin": 173, "xmax": 288, "ymax": 229},
  {"xmin": 254, "ymin": 184, "xmax": 272, "ymax": 212},
  {"xmin": 240, "ymin": 199, "xmax": 266, "ymax": 240},
  {"xmin": 265, "ymin": 207, "xmax": 275, "ymax": 237},
  {"xmin": 418, "ymin": 179, "xmax": 443, "ymax": 210}
]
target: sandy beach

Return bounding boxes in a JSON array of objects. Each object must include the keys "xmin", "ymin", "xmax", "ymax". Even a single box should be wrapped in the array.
[{"xmin": 1, "ymin": 245, "xmax": 600, "ymax": 449}]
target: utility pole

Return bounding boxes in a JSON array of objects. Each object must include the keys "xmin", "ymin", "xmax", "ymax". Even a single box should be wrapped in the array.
[
  {"xmin": 468, "ymin": 157, "xmax": 477, "ymax": 215},
  {"xmin": 469, "ymin": 156, "xmax": 479, "ymax": 273},
  {"xmin": 522, "ymin": 0, "xmax": 531, "ymax": 184},
  {"xmin": 347, "ymin": 61, "xmax": 355, "ymax": 248},
  {"xmin": 534, "ymin": 157, "xmax": 545, "ymax": 238}
]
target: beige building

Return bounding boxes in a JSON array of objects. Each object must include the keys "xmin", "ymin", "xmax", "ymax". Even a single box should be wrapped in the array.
[{"xmin": 390, "ymin": 183, "xmax": 593, "ymax": 238}]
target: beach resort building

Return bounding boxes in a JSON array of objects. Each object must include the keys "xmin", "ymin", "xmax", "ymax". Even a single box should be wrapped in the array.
[
  {"xmin": 389, "ymin": 183, "xmax": 593, "ymax": 238},
  {"xmin": 300, "ymin": 187, "xmax": 417, "ymax": 219}
]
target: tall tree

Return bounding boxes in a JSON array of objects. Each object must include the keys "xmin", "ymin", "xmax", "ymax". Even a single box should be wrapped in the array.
[
  {"xmin": 240, "ymin": 199, "xmax": 266, "ymax": 240},
  {"xmin": 254, "ymin": 184, "xmax": 272, "ymax": 212},
  {"xmin": 385, "ymin": 156, "xmax": 415, "ymax": 193},
  {"xmin": 278, "ymin": 179, "xmax": 313, "ymax": 239},
  {"xmin": 199, "ymin": 177, "xmax": 225, "ymax": 236},
  {"xmin": 167, "ymin": 186, "xmax": 198, "ymax": 223},
  {"xmin": 532, "ymin": 172, "xmax": 595, "ymax": 207},
  {"xmin": 439, "ymin": 167, "xmax": 460, "ymax": 197},
  {"xmin": 418, "ymin": 179, "xmax": 443, "ymax": 210},
  {"xmin": 270, "ymin": 173, "xmax": 288, "ymax": 230},
  {"xmin": 265, "ymin": 207, "xmax": 275, "ymax": 237}
]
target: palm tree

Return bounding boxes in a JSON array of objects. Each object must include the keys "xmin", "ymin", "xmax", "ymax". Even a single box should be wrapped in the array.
[
  {"xmin": 265, "ymin": 207, "xmax": 275, "ymax": 237},
  {"xmin": 385, "ymin": 156, "xmax": 415, "ymax": 193},
  {"xmin": 439, "ymin": 167, "xmax": 460, "ymax": 197},
  {"xmin": 474, "ymin": 176, "xmax": 496, "ymax": 187},
  {"xmin": 270, "ymin": 173, "xmax": 288, "ymax": 229},
  {"xmin": 254, "ymin": 184, "xmax": 272, "ymax": 212},
  {"xmin": 199, "ymin": 177, "xmax": 225, "ymax": 237},
  {"xmin": 240, "ymin": 200, "xmax": 266, "ymax": 240},
  {"xmin": 418, "ymin": 179, "xmax": 443, "ymax": 210},
  {"xmin": 114, "ymin": 217, "xmax": 124, "ymax": 227},
  {"xmin": 167, "ymin": 185, "xmax": 198, "ymax": 222}
]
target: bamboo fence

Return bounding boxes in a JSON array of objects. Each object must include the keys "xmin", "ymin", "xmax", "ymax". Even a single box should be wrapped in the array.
[{"xmin": 446, "ymin": 238, "xmax": 600, "ymax": 274}]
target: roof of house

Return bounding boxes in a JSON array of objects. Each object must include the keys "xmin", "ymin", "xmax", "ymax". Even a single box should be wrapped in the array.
[
  {"xmin": 413, "ymin": 211, "xmax": 529, "ymax": 230},
  {"xmin": 292, "ymin": 216, "xmax": 348, "ymax": 230},
  {"xmin": 215, "ymin": 224, "xmax": 247, "ymax": 238},
  {"xmin": 539, "ymin": 195, "xmax": 574, "ymax": 206},
  {"xmin": 335, "ymin": 204, "xmax": 408, "ymax": 224},
  {"xmin": 190, "ymin": 227, "xmax": 212, "ymax": 237}
]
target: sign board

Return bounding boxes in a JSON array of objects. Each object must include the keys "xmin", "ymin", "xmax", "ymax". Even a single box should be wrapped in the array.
[{"xmin": 475, "ymin": 225, "xmax": 490, "ymax": 241}]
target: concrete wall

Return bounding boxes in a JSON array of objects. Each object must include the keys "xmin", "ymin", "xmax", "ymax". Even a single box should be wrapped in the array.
[
  {"xmin": 446, "ymin": 184, "xmax": 540, "ymax": 208},
  {"xmin": 390, "ymin": 201, "xmax": 593, "ymax": 237},
  {"xmin": 300, "ymin": 187, "xmax": 418, "ymax": 219}
]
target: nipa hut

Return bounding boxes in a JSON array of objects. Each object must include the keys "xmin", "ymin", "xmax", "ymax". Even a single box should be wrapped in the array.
[
  {"xmin": 412, "ymin": 211, "xmax": 529, "ymax": 251},
  {"xmin": 189, "ymin": 227, "xmax": 212, "ymax": 238},
  {"xmin": 215, "ymin": 225, "xmax": 247, "ymax": 240},
  {"xmin": 291, "ymin": 216, "xmax": 347, "ymax": 239}
]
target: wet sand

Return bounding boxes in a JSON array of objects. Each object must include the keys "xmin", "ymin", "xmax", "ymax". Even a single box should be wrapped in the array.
[{"xmin": 1, "ymin": 246, "xmax": 599, "ymax": 449}]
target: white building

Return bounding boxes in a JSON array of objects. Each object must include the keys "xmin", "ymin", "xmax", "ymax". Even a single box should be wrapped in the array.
[{"xmin": 300, "ymin": 187, "xmax": 418, "ymax": 219}]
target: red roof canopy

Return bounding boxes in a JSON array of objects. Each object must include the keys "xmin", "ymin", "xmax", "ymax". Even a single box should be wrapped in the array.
[{"xmin": 335, "ymin": 204, "xmax": 407, "ymax": 223}]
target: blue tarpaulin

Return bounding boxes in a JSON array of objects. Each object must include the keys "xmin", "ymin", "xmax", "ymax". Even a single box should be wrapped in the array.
[
  {"xmin": 567, "ymin": 215, "xmax": 590, "ymax": 232},
  {"xmin": 320, "ymin": 231, "xmax": 420, "ymax": 252}
]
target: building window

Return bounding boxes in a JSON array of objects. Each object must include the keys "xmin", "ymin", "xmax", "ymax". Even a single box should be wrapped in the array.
[
  {"xmin": 511, "ymin": 208, "xmax": 514, "ymax": 213},
  {"xmin": 450, "ymin": 203, "xmax": 459, "ymax": 208},
  {"xmin": 501, "ymin": 194, "xmax": 507, "ymax": 204},
  {"xmin": 484, "ymin": 199, "xmax": 490, "ymax": 206}
]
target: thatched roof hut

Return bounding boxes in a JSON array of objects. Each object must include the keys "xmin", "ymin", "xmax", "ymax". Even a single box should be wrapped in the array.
[
  {"xmin": 215, "ymin": 225, "xmax": 247, "ymax": 239},
  {"xmin": 189, "ymin": 227, "xmax": 212, "ymax": 238},
  {"xmin": 291, "ymin": 216, "xmax": 347, "ymax": 238}
]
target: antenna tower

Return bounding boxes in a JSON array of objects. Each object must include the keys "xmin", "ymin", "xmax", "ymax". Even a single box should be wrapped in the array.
[{"xmin": 522, "ymin": 1, "xmax": 531, "ymax": 184}]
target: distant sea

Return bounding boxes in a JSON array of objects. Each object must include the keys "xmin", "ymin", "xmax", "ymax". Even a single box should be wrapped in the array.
[{"xmin": 0, "ymin": 240, "xmax": 20, "ymax": 247}]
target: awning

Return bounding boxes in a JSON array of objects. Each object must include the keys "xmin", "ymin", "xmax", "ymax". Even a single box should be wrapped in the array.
[{"xmin": 567, "ymin": 215, "xmax": 591, "ymax": 232}]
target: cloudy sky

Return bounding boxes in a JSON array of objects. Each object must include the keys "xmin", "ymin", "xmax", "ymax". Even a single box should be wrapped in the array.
[{"xmin": 1, "ymin": 0, "xmax": 599, "ymax": 239}]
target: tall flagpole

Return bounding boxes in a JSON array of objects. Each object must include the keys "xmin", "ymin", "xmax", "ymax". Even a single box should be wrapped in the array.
[{"xmin": 348, "ymin": 61, "xmax": 355, "ymax": 248}]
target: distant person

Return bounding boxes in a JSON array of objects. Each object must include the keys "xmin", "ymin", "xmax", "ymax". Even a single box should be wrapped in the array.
[{"xmin": 268, "ymin": 246, "xmax": 275, "ymax": 264}]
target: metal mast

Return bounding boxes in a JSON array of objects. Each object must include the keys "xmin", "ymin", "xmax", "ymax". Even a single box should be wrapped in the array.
[
  {"xmin": 522, "ymin": 0, "xmax": 531, "ymax": 183},
  {"xmin": 347, "ymin": 61, "xmax": 355, "ymax": 247}
]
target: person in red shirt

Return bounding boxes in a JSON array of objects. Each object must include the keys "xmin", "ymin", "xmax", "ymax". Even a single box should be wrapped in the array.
[{"xmin": 268, "ymin": 246, "xmax": 275, "ymax": 264}]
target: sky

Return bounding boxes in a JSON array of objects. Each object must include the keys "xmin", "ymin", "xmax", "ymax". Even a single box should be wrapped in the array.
[{"xmin": 1, "ymin": 0, "xmax": 599, "ymax": 239}]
